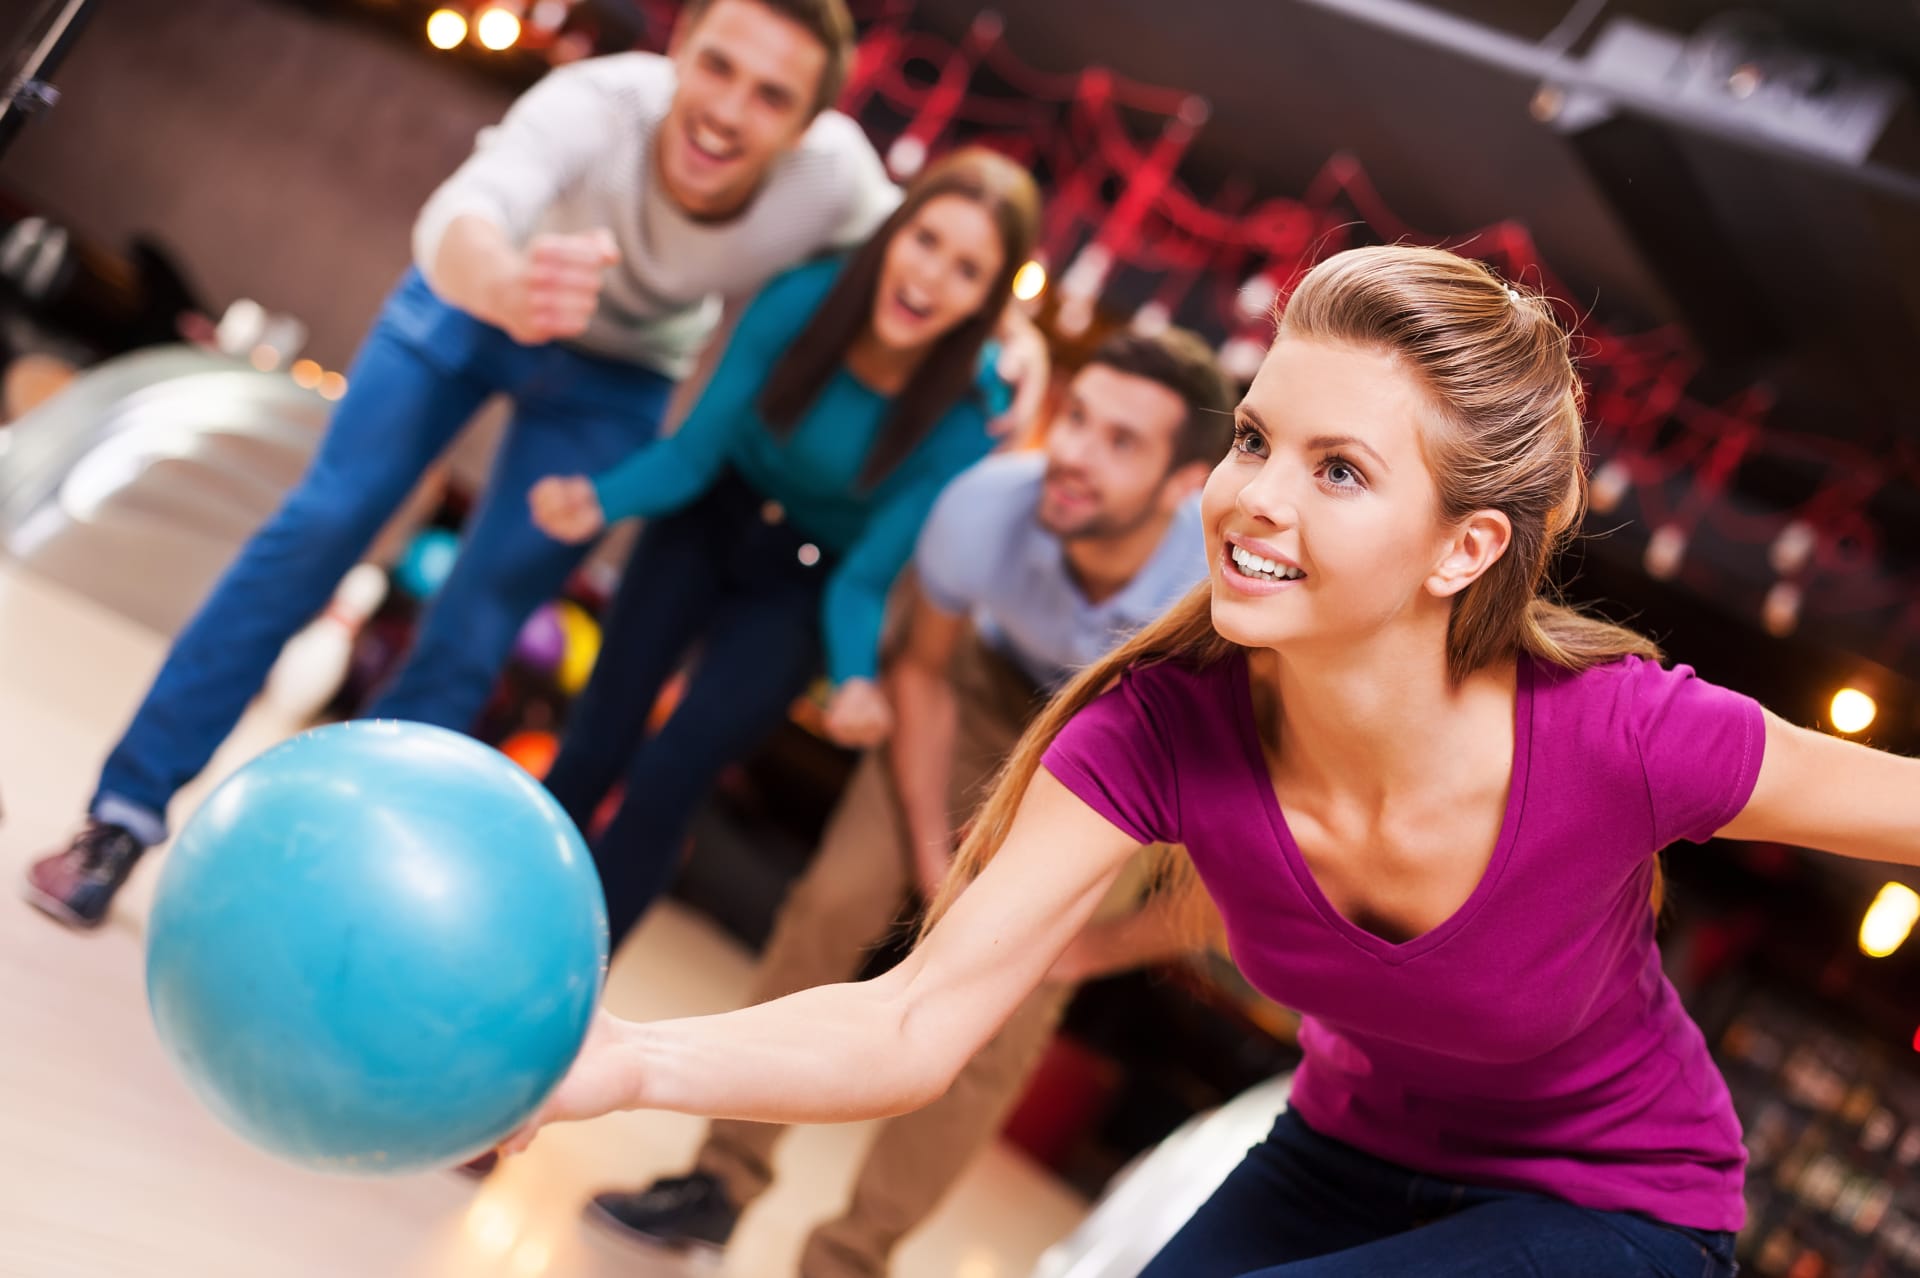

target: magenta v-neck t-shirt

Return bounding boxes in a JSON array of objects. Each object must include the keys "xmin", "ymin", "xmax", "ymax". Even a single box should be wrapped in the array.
[{"xmin": 1042, "ymin": 651, "xmax": 1765, "ymax": 1230}]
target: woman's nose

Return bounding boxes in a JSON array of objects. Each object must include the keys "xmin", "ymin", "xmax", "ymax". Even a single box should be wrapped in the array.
[{"xmin": 1235, "ymin": 465, "xmax": 1300, "ymax": 528}]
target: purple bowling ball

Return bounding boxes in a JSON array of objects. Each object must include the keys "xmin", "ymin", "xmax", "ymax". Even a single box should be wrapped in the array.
[{"xmin": 514, "ymin": 604, "xmax": 567, "ymax": 675}]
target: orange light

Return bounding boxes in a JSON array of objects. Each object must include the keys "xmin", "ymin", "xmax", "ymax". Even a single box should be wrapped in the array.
[
  {"xmin": 1011, "ymin": 260, "xmax": 1047, "ymax": 302},
  {"xmin": 425, "ymin": 9, "xmax": 467, "ymax": 49},
  {"xmin": 289, "ymin": 359, "xmax": 323, "ymax": 390},
  {"xmin": 475, "ymin": 7, "xmax": 521, "ymax": 49},
  {"xmin": 1830, "ymin": 687, "xmax": 1876, "ymax": 735},
  {"xmin": 1860, "ymin": 882, "xmax": 1919, "ymax": 958},
  {"xmin": 318, "ymin": 372, "xmax": 349, "ymax": 402}
]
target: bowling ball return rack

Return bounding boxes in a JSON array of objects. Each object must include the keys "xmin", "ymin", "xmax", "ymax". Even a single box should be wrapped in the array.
[{"xmin": 0, "ymin": 344, "xmax": 327, "ymax": 635}]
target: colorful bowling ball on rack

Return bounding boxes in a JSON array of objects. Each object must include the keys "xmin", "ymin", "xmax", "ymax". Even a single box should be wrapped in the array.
[
  {"xmin": 513, "ymin": 603, "xmax": 567, "ymax": 676},
  {"xmin": 395, "ymin": 528, "xmax": 461, "ymax": 602}
]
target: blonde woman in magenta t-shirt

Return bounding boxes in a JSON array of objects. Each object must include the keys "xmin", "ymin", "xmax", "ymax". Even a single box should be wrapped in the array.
[{"xmin": 505, "ymin": 245, "xmax": 1919, "ymax": 1276}]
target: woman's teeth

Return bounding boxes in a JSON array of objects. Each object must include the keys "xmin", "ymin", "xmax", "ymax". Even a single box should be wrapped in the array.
[{"xmin": 1231, "ymin": 545, "xmax": 1304, "ymax": 581}]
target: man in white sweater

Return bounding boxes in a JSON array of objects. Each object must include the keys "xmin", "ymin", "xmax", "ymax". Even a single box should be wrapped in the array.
[{"xmin": 27, "ymin": 0, "xmax": 958, "ymax": 929}]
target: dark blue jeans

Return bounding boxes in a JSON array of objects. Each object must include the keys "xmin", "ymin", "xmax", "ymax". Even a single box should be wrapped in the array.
[
  {"xmin": 92, "ymin": 270, "xmax": 673, "ymax": 844},
  {"xmin": 1142, "ymin": 1110, "xmax": 1739, "ymax": 1278},
  {"xmin": 541, "ymin": 471, "xmax": 833, "ymax": 947}
]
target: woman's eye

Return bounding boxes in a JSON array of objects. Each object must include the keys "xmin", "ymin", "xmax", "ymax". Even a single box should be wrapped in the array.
[
  {"xmin": 1233, "ymin": 428, "xmax": 1267, "ymax": 458},
  {"xmin": 1321, "ymin": 457, "xmax": 1365, "ymax": 489}
]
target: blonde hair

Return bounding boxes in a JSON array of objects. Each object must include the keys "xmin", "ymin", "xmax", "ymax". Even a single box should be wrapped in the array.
[{"xmin": 929, "ymin": 245, "xmax": 1664, "ymax": 938}]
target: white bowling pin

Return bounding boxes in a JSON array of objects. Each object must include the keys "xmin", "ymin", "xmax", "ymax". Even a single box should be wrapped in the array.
[{"xmin": 264, "ymin": 563, "xmax": 390, "ymax": 720}]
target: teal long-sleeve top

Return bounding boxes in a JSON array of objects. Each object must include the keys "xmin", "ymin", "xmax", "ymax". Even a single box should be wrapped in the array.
[{"xmin": 592, "ymin": 255, "xmax": 998, "ymax": 685}]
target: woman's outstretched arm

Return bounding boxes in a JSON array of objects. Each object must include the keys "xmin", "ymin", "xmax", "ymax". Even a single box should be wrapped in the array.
[
  {"xmin": 504, "ymin": 767, "xmax": 1141, "ymax": 1149},
  {"xmin": 1718, "ymin": 709, "xmax": 1919, "ymax": 866}
]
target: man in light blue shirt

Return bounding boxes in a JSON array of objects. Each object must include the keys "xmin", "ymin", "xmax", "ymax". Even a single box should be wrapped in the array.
[
  {"xmin": 917, "ymin": 433, "xmax": 1208, "ymax": 691},
  {"xmin": 588, "ymin": 329, "xmax": 1236, "ymax": 1278}
]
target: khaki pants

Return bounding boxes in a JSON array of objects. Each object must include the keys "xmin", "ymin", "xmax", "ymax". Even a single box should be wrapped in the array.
[{"xmin": 696, "ymin": 634, "xmax": 1121, "ymax": 1278}]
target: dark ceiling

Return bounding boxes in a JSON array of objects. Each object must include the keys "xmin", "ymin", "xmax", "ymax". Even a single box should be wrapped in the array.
[
  {"xmin": 914, "ymin": 0, "xmax": 1920, "ymax": 363},
  {"xmin": 914, "ymin": 0, "xmax": 1920, "ymax": 733},
  {"xmin": 1447, "ymin": 0, "xmax": 1920, "ymax": 83}
]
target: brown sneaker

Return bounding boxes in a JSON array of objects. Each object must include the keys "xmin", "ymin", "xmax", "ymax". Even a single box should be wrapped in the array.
[{"xmin": 22, "ymin": 821, "xmax": 148, "ymax": 929}]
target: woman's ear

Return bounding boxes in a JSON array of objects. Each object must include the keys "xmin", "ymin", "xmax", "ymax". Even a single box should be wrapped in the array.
[{"xmin": 1426, "ymin": 509, "xmax": 1512, "ymax": 598}]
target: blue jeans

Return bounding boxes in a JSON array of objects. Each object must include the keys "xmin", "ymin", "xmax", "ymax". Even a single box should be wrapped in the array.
[
  {"xmin": 541, "ymin": 470, "xmax": 832, "ymax": 947},
  {"xmin": 93, "ymin": 270, "xmax": 673, "ymax": 843},
  {"xmin": 1141, "ymin": 1110, "xmax": 1739, "ymax": 1278}
]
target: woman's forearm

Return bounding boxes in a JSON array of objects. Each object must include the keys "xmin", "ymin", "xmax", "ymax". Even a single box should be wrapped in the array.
[
  {"xmin": 507, "ymin": 769, "xmax": 1146, "ymax": 1150},
  {"xmin": 591, "ymin": 435, "xmax": 711, "ymax": 525},
  {"xmin": 821, "ymin": 573, "xmax": 889, "ymax": 688},
  {"xmin": 611, "ymin": 970, "xmax": 954, "ymax": 1124}
]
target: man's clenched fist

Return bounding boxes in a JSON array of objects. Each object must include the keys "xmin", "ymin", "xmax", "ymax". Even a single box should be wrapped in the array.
[{"xmin": 492, "ymin": 228, "xmax": 620, "ymax": 346}]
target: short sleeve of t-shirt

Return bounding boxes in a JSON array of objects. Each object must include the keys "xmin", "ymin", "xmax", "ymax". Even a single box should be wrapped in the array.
[
  {"xmin": 911, "ymin": 455, "xmax": 1027, "ymax": 616},
  {"xmin": 1621, "ymin": 656, "xmax": 1766, "ymax": 848},
  {"xmin": 1041, "ymin": 667, "xmax": 1183, "ymax": 846}
]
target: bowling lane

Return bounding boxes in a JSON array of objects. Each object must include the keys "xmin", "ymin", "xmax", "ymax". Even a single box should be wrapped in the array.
[{"xmin": 0, "ymin": 558, "xmax": 1085, "ymax": 1278}]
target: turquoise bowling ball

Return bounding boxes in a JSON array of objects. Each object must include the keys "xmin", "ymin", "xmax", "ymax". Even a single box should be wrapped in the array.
[
  {"xmin": 395, "ymin": 528, "xmax": 460, "ymax": 601},
  {"xmin": 145, "ymin": 721, "xmax": 608, "ymax": 1174}
]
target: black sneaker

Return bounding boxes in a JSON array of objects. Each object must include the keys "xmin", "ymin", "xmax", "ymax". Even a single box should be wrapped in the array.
[
  {"xmin": 585, "ymin": 1171, "xmax": 740, "ymax": 1256},
  {"xmin": 23, "ymin": 821, "xmax": 148, "ymax": 929}
]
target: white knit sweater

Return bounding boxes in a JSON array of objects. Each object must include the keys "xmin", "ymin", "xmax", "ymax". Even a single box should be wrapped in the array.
[{"xmin": 413, "ymin": 53, "xmax": 898, "ymax": 378}]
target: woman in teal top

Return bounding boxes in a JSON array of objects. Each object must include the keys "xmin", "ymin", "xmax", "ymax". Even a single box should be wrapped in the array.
[{"xmin": 529, "ymin": 148, "xmax": 1041, "ymax": 945}]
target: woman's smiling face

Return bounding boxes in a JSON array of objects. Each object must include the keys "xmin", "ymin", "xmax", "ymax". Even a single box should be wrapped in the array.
[
  {"xmin": 867, "ymin": 194, "xmax": 1003, "ymax": 354},
  {"xmin": 1203, "ymin": 337, "xmax": 1461, "ymax": 653}
]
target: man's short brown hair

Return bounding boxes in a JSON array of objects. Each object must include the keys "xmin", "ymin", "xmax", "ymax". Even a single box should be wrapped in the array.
[
  {"xmin": 1086, "ymin": 328, "xmax": 1238, "ymax": 470},
  {"xmin": 678, "ymin": 0, "xmax": 856, "ymax": 117}
]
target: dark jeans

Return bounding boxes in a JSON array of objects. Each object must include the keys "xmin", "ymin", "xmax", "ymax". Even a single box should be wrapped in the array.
[
  {"xmin": 542, "ymin": 471, "xmax": 833, "ymax": 947},
  {"xmin": 1141, "ymin": 1110, "xmax": 1739, "ymax": 1278},
  {"xmin": 92, "ymin": 269, "xmax": 672, "ymax": 843}
]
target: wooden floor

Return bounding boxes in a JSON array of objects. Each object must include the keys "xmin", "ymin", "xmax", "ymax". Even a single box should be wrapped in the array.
[{"xmin": 0, "ymin": 561, "xmax": 1086, "ymax": 1278}]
